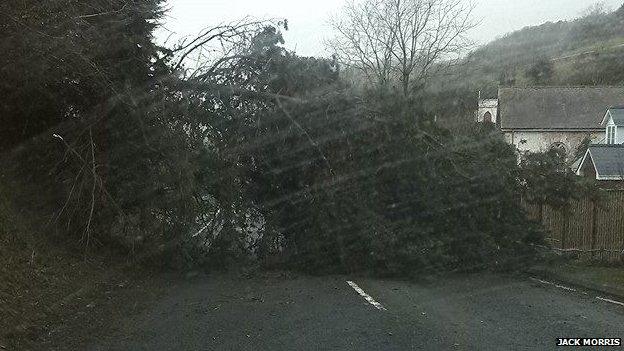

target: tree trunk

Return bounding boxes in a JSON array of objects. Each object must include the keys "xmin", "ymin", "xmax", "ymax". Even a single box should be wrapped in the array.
[{"xmin": 401, "ymin": 74, "xmax": 410, "ymax": 97}]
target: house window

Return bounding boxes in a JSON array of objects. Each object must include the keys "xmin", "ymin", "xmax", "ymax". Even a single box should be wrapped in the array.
[{"xmin": 607, "ymin": 126, "xmax": 617, "ymax": 144}]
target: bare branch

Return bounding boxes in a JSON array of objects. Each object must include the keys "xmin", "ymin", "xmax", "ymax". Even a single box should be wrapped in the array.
[
  {"xmin": 327, "ymin": 0, "xmax": 476, "ymax": 96},
  {"xmin": 170, "ymin": 18, "xmax": 283, "ymax": 76}
]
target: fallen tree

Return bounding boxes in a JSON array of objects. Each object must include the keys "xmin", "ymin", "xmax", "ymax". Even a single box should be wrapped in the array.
[{"xmin": 1, "ymin": 1, "xmax": 545, "ymax": 275}]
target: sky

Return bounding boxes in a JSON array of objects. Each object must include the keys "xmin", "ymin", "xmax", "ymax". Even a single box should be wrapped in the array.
[{"xmin": 156, "ymin": 0, "xmax": 624, "ymax": 57}]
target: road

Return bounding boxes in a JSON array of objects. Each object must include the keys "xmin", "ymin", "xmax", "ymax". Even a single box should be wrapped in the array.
[{"xmin": 88, "ymin": 273, "xmax": 624, "ymax": 350}]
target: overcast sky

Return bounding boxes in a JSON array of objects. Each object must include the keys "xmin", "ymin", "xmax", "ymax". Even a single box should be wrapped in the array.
[{"xmin": 157, "ymin": 0, "xmax": 624, "ymax": 57}]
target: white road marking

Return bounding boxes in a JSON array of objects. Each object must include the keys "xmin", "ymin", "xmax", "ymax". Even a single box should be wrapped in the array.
[
  {"xmin": 531, "ymin": 277, "xmax": 624, "ymax": 307},
  {"xmin": 346, "ymin": 281, "xmax": 387, "ymax": 311},
  {"xmin": 530, "ymin": 277, "xmax": 576, "ymax": 292},
  {"xmin": 596, "ymin": 296, "xmax": 624, "ymax": 307}
]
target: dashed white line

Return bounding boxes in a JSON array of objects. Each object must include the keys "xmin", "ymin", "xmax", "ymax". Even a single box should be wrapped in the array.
[
  {"xmin": 530, "ymin": 277, "xmax": 577, "ymax": 292},
  {"xmin": 531, "ymin": 277, "xmax": 624, "ymax": 307},
  {"xmin": 346, "ymin": 280, "xmax": 387, "ymax": 311},
  {"xmin": 596, "ymin": 296, "xmax": 624, "ymax": 307}
]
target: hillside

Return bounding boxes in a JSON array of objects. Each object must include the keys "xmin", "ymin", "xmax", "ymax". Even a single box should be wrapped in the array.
[{"xmin": 425, "ymin": 3, "xmax": 624, "ymax": 127}]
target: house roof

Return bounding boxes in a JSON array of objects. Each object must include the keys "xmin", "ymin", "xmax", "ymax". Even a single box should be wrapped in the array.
[
  {"xmin": 602, "ymin": 107, "xmax": 624, "ymax": 126},
  {"xmin": 578, "ymin": 145, "xmax": 624, "ymax": 180},
  {"xmin": 499, "ymin": 86, "xmax": 624, "ymax": 130}
]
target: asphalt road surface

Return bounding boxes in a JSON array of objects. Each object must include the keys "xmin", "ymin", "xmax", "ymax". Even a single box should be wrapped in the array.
[{"xmin": 89, "ymin": 273, "xmax": 624, "ymax": 350}]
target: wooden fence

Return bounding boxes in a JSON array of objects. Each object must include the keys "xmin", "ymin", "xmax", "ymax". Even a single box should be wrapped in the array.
[{"xmin": 523, "ymin": 190, "xmax": 624, "ymax": 262}]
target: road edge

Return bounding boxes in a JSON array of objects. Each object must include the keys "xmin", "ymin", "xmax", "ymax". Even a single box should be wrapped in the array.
[{"xmin": 527, "ymin": 266, "xmax": 624, "ymax": 302}]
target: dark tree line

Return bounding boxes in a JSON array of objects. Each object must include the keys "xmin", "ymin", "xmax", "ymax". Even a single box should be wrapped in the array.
[{"xmin": 0, "ymin": 0, "xmax": 166, "ymax": 150}]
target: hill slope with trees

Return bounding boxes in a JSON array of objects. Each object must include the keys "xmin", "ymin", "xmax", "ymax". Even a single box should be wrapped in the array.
[{"xmin": 425, "ymin": 2, "xmax": 624, "ymax": 127}]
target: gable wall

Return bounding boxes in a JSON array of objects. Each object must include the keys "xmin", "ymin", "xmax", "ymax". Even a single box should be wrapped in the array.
[
  {"xmin": 503, "ymin": 130, "xmax": 602, "ymax": 159},
  {"xmin": 476, "ymin": 99, "xmax": 498, "ymax": 123},
  {"xmin": 603, "ymin": 116, "xmax": 624, "ymax": 144},
  {"xmin": 578, "ymin": 152, "xmax": 597, "ymax": 179}
]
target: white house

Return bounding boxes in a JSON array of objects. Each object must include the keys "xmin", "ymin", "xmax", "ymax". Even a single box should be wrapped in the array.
[
  {"xmin": 576, "ymin": 107, "xmax": 624, "ymax": 182},
  {"xmin": 495, "ymin": 86, "xmax": 624, "ymax": 159}
]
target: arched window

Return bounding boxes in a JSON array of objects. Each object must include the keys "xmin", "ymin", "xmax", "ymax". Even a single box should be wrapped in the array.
[{"xmin": 483, "ymin": 111, "xmax": 492, "ymax": 123}]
